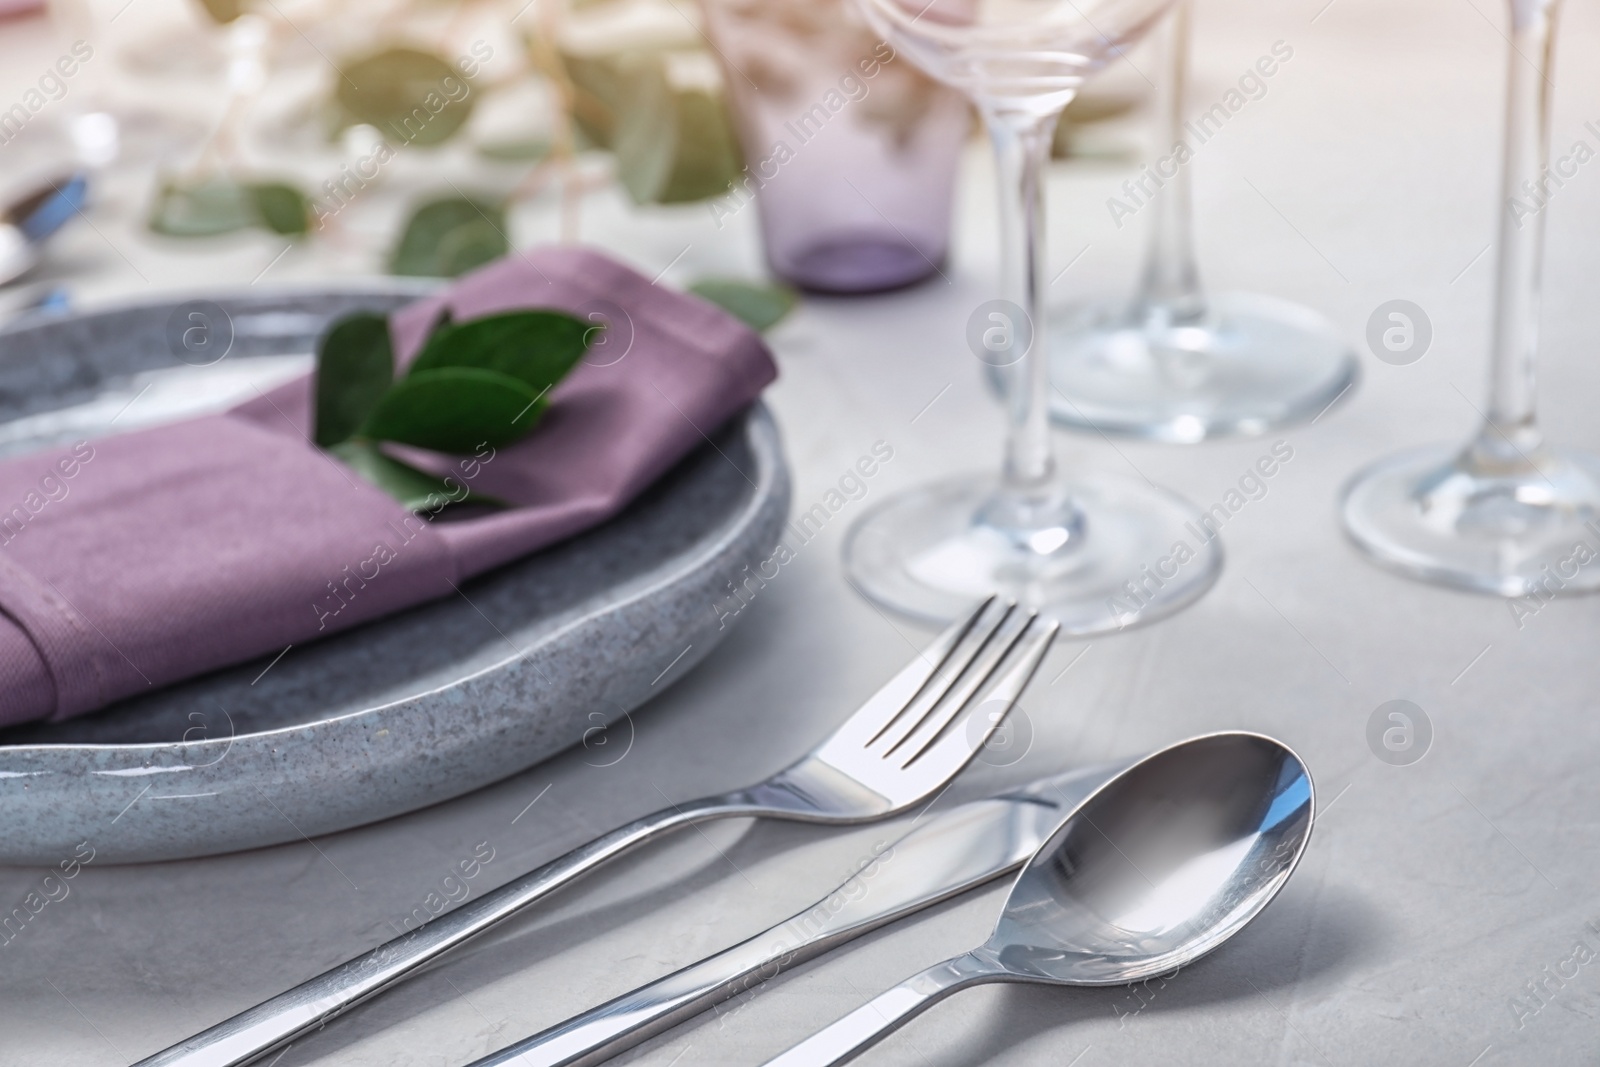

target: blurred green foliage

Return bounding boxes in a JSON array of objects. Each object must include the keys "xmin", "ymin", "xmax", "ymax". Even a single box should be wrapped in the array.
[
  {"xmin": 149, "ymin": 177, "xmax": 309, "ymax": 237},
  {"xmin": 334, "ymin": 48, "xmax": 476, "ymax": 147},
  {"xmin": 389, "ymin": 197, "xmax": 509, "ymax": 277}
]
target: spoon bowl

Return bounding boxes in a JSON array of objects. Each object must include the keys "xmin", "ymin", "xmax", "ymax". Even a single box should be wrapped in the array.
[
  {"xmin": 987, "ymin": 731, "xmax": 1313, "ymax": 985},
  {"xmin": 762, "ymin": 731, "xmax": 1314, "ymax": 1067}
]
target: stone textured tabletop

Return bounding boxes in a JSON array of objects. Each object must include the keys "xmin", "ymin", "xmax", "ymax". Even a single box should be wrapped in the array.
[{"xmin": 2, "ymin": 0, "xmax": 1599, "ymax": 1064}]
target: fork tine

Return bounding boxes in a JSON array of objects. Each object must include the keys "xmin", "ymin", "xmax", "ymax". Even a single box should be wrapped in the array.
[
  {"xmin": 829, "ymin": 595, "xmax": 999, "ymax": 748},
  {"xmin": 865, "ymin": 599, "xmax": 1016, "ymax": 751},
  {"xmin": 884, "ymin": 607, "xmax": 1036, "ymax": 761},
  {"xmin": 900, "ymin": 616, "xmax": 1059, "ymax": 770}
]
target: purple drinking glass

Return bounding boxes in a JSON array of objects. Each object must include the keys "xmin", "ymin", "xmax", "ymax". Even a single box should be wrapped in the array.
[{"xmin": 700, "ymin": 0, "xmax": 971, "ymax": 294}]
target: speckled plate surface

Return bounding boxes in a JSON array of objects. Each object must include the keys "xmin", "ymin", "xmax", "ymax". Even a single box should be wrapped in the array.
[{"xmin": 0, "ymin": 283, "xmax": 790, "ymax": 864}]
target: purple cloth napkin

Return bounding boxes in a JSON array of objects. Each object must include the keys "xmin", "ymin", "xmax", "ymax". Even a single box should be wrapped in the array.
[{"xmin": 0, "ymin": 247, "xmax": 777, "ymax": 727}]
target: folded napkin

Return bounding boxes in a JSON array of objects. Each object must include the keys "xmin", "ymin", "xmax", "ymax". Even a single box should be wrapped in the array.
[{"xmin": 0, "ymin": 247, "xmax": 777, "ymax": 727}]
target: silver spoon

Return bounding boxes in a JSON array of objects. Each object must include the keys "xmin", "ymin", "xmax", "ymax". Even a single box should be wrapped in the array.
[{"xmin": 760, "ymin": 731, "xmax": 1315, "ymax": 1067}]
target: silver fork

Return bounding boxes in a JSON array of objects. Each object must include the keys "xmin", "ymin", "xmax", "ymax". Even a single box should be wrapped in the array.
[{"xmin": 135, "ymin": 597, "xmax": 1059, "ymax": 1067}]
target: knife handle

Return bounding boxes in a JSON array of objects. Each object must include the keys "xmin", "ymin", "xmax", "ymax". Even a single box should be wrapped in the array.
[{"xmin": 474, "ymin": 922, "xmax": 812, "ymax": 1067}]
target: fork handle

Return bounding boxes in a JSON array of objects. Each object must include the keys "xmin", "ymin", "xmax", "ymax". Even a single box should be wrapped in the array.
[
  {"xmin": 132, "ymin": 791, "xmax": 759, "ymax": 1067},
  {"xmin": 759, "ymin": 953, "xmax": 1004, "ymax": 1067}
]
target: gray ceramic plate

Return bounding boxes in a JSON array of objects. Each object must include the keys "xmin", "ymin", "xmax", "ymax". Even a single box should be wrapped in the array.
[{"xmin": 0, "ymin": 283, "xmax": 789, "ymax": 864}]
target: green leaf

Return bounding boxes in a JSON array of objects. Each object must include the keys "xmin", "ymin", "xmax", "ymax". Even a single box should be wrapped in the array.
[
  {"xmin": 432, "ymin": 219, "xmax": 505, "ymax": 277},
  {"xmin": 195, "ymin": 0, "xmax": 247, "ymax": 23},
  {"xmin": 558, "ymin": 51, "xmax": 630, "ymax": 149},
  {"xmin": 149, "ymin": 176, "xmax": 312, "ymax": 238},
  {"xmin": 329, "ymin": 440, "xmax": 503, "ymax": 512},
  {"xmin": 149, "ymin": 177, "xmax": 256, "ymax": 237},
  {"xmin": 409, "ymin": 311, "xmax": 592, "ymax": 393},
  {"xmin": 612, "ymin": 55, "xmax": 743, "ymax": 205},
  {"xmin": 314, "ymin": 312, "xmax": 394, "ymax": 447},
  {"xmin": 360, "ymin": 367, "xmax": 545, "ymax": 453},
  {"xmin": 336, "ymin": 48, "xmax": 475, "ymax": 147},
  {"xmin": 656, "ymin": 85, "xmax": 744, "ymax": 204},
  {"xmin": 390, "ymin": 196, "xmax": 509, "ymax": 278},
  {"xmin": 688, "ymin": 279, "xmax": 796, "ymax": 332},
  {"xmin": 475, "ymin": 137, "xmax": 552, "ymax": 162},
  {"xmin": 249, "ymin": 182, "xmax": 310, "ymax": 236}
]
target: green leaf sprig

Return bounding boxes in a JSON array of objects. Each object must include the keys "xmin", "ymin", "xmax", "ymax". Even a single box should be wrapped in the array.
[
  {"xmin": 150, "ymin": 177, "xmax": 311, "ymax": 238},
  {"xmin": 313, "ymin": 308, "xmax": 595, "ymax": 510},
  {"xmin": 390, "ymin": 197, "xmax": 510, "ymax": 278},
  {"xmin": 334, "ymin": 48, "xmax": 476, "ymax": 147},
  {"xmin": 688, "ymin": 279, "xmax": 796, "ymax": 333},
  {"xmin": 558, "ymin": 45, "xmax": 744, "ymax": 206}
]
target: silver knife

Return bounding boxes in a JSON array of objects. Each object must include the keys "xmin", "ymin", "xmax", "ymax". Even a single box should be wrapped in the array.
[{"xmin": 467, "ymin": 760, "xmax": 1128, "ymax": 1067}]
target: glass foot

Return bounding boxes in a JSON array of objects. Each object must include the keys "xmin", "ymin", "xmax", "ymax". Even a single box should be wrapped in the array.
[
  {"xmin": 842, "ymin": 472, "xmax": 1222, "ymax": 633},
  {"xmin": 773, "ymin": 233, "xmax": 943, "ymax": 294},
  {"xmin": 1340, "ymin": 442, "xmax": 1600, "ymax": 596},
  {"xmin": 1025, "ymin": 292, "xmax": 1357, "ymax": 442}
]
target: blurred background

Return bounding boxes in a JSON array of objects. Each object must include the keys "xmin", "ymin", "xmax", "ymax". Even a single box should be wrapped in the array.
[
  {"xmin": 0, "ymin": 0, "xmax": 1162, "ymax": 313},
  {"xmin": 1, "ymin": 0, "xmax": 1598, "ymax": 441}
]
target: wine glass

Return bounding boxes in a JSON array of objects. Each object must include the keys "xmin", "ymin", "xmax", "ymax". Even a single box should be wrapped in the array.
[
  {"xmin": 843, "ymin": 0, "xmax": 1221, "ymax": 631},
  {"xmin": 1341, "ymin": 0, "xmax": 1600, "ymax": 596},
  {"xmin": 1036, "ymin": 0, "xmax": 1357, "ymax": 442}
]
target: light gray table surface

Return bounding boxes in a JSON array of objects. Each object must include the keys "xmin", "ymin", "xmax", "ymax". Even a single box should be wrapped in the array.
[{"xmin": 3, "ymin": 0, "xmax": 1599, "ymax": 1063}]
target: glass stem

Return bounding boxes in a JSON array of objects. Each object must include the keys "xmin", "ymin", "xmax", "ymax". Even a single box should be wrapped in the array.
[
  {"xmin": 1475, "ymin": 0, "xmax": 1560, "ymax": 466},
  {"xmin": 1132, "ymin": 0, "xmax": 1205, "ymax": 326},
  {"xmin": 985, "ymin": 106, "xmax": 1060, "ymax": 496}
]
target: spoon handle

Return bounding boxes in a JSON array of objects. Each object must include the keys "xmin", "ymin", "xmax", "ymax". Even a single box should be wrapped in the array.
[{"xmin": 759, "ymin": 952, "xmax": 1003, "ymax": 1067}]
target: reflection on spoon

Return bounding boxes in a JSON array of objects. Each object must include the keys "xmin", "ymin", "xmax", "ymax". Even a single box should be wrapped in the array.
[{"xmin": 761, "ymin": 731, "xmax": 1315, "ymax": 1067}]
